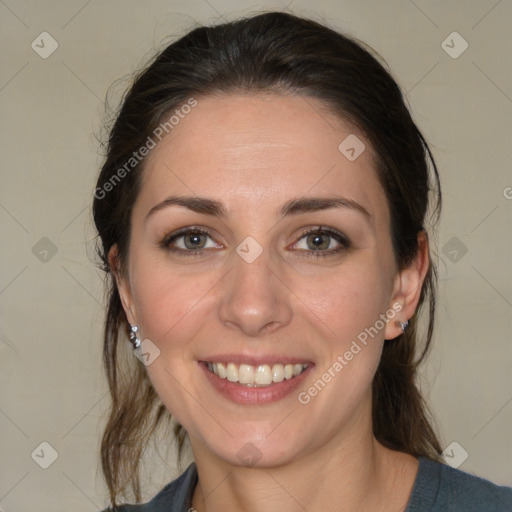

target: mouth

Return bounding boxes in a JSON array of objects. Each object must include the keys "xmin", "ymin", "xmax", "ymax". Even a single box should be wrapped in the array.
[
  {"xmin": 199, "ymin": 357, "xmax": 314, "ymax": 405},
  {"xmin": 205, "ymin": 361, "xmax": 310, "ymax": 387}
]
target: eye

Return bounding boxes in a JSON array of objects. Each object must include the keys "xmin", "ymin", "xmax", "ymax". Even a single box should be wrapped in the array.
[
  {"xmin": 291, "ymin": 226, "xmax": 350, "ymax": 257},
  {"xmin": 161, "ymin": 227, "xmax": 222, "ymax": 255}
]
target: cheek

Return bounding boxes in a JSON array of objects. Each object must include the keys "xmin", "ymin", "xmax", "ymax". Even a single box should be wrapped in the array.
[
  {"xmin": 130, "ymin": 260, "xmax": 222, "ymax": 353},
  {"xmin": 294, "ymin": 264, "xmax": 389, "ymax": 410},
  {"xmin": 289, "ymin": 258, "xmax": 391, "ymax": 398},
  {"xmin": 128, "ymin": 263, "xmax": 223, "ymax": 425},
  {"xmin": 288, "ymin": 258, "xmax": 391, "ymax": 342}
]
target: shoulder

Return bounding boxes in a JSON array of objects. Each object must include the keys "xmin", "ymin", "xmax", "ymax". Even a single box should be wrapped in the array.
[
  {"xmin": 406, "ymin": 456, "xmax": 512, "ymax": 512},
  {"xmin": 99, "ymin": 462, "xmax": 198, "ymax": 512}
]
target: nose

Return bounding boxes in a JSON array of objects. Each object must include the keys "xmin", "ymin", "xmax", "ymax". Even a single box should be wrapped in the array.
[{"xmin": 218, "ymin": 245, "xmax": 293, "ymax": 337}]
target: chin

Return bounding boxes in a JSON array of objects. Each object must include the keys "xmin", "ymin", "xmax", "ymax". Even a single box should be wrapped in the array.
[{"xmin": 199, "ymin": 430, "xmax": 305, "ymax": 469}]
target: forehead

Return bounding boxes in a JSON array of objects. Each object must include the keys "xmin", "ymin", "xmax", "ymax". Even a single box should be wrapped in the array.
[{"xmin": 138, "ymin": 93, "xmax": 387, "ymax": 222}]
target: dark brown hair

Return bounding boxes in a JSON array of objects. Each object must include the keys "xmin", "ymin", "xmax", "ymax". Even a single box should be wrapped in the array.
[{"xmin": 93, "ymin": 11, "xmax": 442, "ymax": 508}]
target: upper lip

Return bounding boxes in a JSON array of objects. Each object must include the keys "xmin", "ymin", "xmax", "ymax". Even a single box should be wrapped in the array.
[{"xmin": 199, "ymin": 353, "xmax": 314, "ymax": 366}]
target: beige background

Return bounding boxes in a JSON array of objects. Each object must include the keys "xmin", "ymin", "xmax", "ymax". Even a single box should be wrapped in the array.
[{"xmin": 1, "ymin": 0, "xmax": 511, "ymax": 510}]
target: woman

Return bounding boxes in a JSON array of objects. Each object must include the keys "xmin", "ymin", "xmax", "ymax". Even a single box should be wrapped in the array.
[{"xmin": 93, "ymin": 11, "xmax": 512, "ymax": 512}]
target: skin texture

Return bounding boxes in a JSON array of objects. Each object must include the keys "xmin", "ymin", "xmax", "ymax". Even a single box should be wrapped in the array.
[{"xmin": 110, "ymin": 93, "xmax": 429, "ymax": 511}]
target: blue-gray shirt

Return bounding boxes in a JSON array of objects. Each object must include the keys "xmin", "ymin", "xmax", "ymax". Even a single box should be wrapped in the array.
[{"xmin": 106, "ymin": 457, "xmax": 512, "ymax": 511}]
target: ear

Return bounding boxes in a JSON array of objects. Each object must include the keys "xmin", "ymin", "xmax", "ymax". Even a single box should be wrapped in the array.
[
  {"xmin": 385, "ymin": 231, "xmax": 430, "ymax": 340},
  {"xmin": 108, "ymin": 244, "xmax": 137, "ymax": 326}
]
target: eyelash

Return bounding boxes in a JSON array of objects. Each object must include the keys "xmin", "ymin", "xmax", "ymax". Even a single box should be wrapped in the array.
[
  {"xmin": 160, "ymin": 226, "xmax": 218, "ymax": 257},
  {"xmin": 292, "ymin": 226, "xmax": 350, "ymax": 257},
  {"xmin": 160, "ymin": 225, "xmax": 351, "ymax": 258}
]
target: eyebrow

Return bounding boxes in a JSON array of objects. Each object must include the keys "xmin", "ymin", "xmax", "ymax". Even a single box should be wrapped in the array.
[{"xmin": 145, "ymin": 195, "xmax": 371, "ymax": 222}]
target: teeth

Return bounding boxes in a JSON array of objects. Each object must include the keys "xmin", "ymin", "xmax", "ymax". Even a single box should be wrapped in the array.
[
  {"xmin": 272, "ymin": 364, "xmax": 284, "ymax": 382},
  {"xmin": 239, "ymin": 364, "xmax": 254, "ymax": 384},
  {"xmin": 217, "ymin": 362, "xmax": 227, "ymax": 379},
  {"xmin": 293, "ymin": 363, "xmax": 303, "ymax": 376},
  {"xmin": 226, "ymin": 363, "xmax": 238, "ymax": 383},
  {"xmin": 207, "ymin": 362, "xmax": 308, "ymax": 386},
  {"xmin": 255, "ymin": 364, "xmax": 272, "ymax": 385}
]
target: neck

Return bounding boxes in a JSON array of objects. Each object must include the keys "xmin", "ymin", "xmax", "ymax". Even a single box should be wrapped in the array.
[{"xmin": 189, "ymin": 409, "xmax": 418, "ymax": 512}]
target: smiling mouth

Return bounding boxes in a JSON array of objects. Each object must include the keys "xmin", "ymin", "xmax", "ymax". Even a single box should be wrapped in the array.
[{"xmin": 205, "ymin": 362, "xmax": 309, "ymax": 387}]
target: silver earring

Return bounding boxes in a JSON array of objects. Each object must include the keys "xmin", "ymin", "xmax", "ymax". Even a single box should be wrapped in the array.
[
  {"xmin": 129, "ymin": 325, "xmax": 142, "ymax": 349},
  {"xmin": 396, "ymin": 320, "xmax": 409, "ymax": 332}
]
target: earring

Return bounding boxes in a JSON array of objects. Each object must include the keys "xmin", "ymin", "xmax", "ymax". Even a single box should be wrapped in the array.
[
  {"xmin": 396, "ymin": 320, "xmax": 409, "ymax": 332},
  {"xmin": 129, "ymin": 324, "xmax": 142, "ymax": 349}
]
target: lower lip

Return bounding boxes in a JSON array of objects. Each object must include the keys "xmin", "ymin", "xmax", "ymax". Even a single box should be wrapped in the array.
[{"xmin": 199, "ymin": 362, "xmax": 314, "ymax": 405}]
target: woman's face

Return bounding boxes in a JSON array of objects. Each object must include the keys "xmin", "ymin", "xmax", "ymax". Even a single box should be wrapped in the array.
[{"xmin": 115, "ymin": 93, "xmax": 421, "ymax": 468}]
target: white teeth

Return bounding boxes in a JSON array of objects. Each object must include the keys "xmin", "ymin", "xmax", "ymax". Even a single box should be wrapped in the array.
[
  {"xmin": 207, "ymin": 362, "xmax": 308, "ymax": 386},
  {"xmin": 238, "ymin": 364, "xmax": 254, "ymax": 384},
  {"xmin": 217, "ymin": 362, "xmax": 227, "ymax": 379},
  {"xmin": 293, "ymin": 364, "xmax": 303, "ymax": 376},
  {"xmin": 272, "ymin": 364, "xmax": 285, "ymax": 382},
  {"xmin": 226, "ymin": 363, "xmax": 238, "ymax": 382},
  {"xmin": 254, "ymin": 364, "xmax": 272, "ymax": 385}
]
